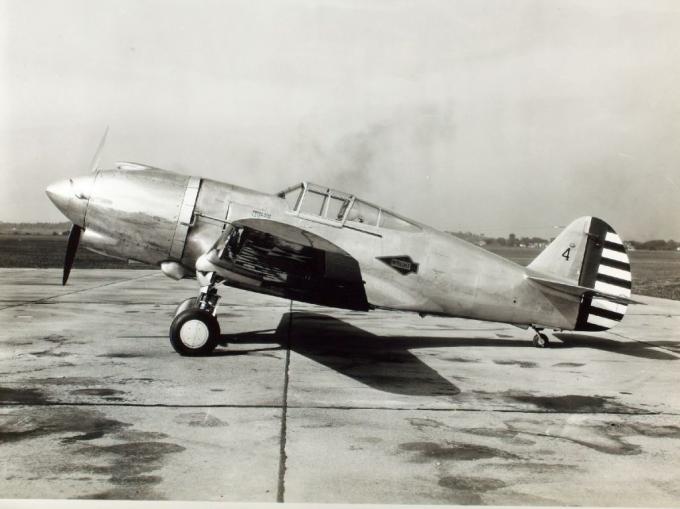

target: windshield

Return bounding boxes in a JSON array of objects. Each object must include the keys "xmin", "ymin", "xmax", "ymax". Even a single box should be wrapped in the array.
[{"xmin": 279, "ymin": 182, "xmax": 421, "ymax": 231}]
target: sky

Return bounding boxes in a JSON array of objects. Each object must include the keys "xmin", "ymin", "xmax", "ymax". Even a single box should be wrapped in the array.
[{"xmin": 1, "ymin": 0, "xmax": 679, "ymax": 240}]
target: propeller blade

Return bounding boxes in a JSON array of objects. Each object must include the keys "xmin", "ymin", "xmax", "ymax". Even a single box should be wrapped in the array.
[
  {"xmin": 63, "ymin": 224, "xmax": 82, "ymax": 285},
  {"xmin": 88, "ymin": 126, "xmax": 109, "ymax": 173}
]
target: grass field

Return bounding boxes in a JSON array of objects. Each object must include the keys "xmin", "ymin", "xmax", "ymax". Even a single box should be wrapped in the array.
[
  {"xmin": 2, "ymin": 235, "xmax": 678, "ymax": 300},
  {"xmin": 0, "ymin": 235, "xmax": 152, "ymax": 270}
]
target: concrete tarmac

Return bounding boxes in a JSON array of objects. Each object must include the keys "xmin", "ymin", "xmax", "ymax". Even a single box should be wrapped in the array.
[{"xmin": 1, "ymin": 268, "xmax": 679, "ymax": 504}]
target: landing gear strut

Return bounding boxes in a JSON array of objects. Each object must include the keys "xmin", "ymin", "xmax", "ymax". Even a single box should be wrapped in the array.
[
  {"xmin": 169, "ymin": 273, "xmax": 222, "ymax": 356},
  {"xmin": 531, "ymin": 326, "xmax": 550, "ymax": 348}
]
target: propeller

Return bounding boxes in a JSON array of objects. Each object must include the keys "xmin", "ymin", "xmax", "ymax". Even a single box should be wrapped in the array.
[
  {"xmin": 63, "ymin": 224, "xmax": 83, "ymax": 285},
  {"xmin": 88, "ymin": 125, "xmax": 109, "ymax": 173},
  {"xmin": 61, "ymin": 126, "xmax": 108, "ymax": 285}
]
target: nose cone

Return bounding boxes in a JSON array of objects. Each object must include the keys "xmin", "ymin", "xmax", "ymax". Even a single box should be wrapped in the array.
[
  {"xmin": 46, "ymin": 176, "xmax": 93, "ymax": 226},
  {"xmin": 45, "ymin": 179, "xmax": 71, "ymax": 211}
]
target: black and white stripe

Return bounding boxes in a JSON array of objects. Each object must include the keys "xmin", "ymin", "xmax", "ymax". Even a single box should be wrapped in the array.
[
  {"xmin": 594, "ymin": 231, "xmax": 631, "ymax": 295},
  {"xmin": 578, "ymin": 223, "xmax": 631, "ymax": 331}
]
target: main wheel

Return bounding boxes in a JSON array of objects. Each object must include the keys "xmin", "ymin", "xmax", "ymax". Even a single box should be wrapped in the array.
[
  {"xmin": 533, "ymin": 332, "xmax": 550, "ymax": 348},
  {"xmin": 174, "ymin": 296, "xmax": 198, "ymax": 316},
  {"xmin": 170, "ymin": 309, "xmax": 220, "ymax": 356}
]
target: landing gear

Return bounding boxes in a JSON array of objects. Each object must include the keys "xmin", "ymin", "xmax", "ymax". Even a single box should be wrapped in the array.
[
  {"xmin": 531, "ymin": 327, "xmax": 550, "ymax": 348},
  {"xmin": 170, "ymin": 309, "xmax": 220, "ymax": 356},
  {"xmin": 169, "ymin": 274, "xmax": 222, "ymax": 356},
  {"xmin": 174, "ymin": 297, "xmax": 198, "ymax": 316}
]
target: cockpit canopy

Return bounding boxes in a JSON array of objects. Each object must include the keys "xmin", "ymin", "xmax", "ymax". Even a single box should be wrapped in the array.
[{"xmin": 277, "ymin": 182, "xmax": 420, "ymax": 232}]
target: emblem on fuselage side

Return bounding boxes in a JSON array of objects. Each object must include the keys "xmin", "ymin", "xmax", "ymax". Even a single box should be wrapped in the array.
[{"xmin": 376, "ymin": 255, "xmax": 419, "ymax": 275}]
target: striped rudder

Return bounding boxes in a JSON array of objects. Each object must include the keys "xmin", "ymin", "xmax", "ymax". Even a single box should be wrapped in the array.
[{"xmin": 575, "ymin": 218, "xmax": 631, "ymax": 331}]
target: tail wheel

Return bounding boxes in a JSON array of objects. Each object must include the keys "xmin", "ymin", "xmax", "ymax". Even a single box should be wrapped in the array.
[
  {"xmin": 533, "ymin": 333, "xmax": 550, "ymax": 348},
  {"xmin": 170, "ymin": 309, "xmax": 220, "ymax": 356}
]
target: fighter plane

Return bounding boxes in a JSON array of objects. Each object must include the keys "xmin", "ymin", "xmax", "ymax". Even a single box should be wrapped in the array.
[{"xmin": 46, "ymin": 158, "xmax": 637, "ymax": 356}]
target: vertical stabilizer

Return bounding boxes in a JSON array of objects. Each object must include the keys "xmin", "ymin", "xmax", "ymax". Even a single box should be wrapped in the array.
[
  {"xmin": 527, "ymin": 216, "xmax": 632, "ymax": 331},
  {"xmin": 527, "ymin": 217, "xmax": 591, "ymax": 284}
]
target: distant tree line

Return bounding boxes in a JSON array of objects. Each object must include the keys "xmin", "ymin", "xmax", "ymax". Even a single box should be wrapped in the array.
[
  {"xmin": 448, "ymin": 231, "xmax": 551, "ymax": 248},
  {"xmin": 0, "ymin": 221, "xmax": 71, "ymax": 236},
  {"xmin": 629, "ymin": 239, "xmax": 679, "ymax": 251},
  {"xmin": 448, "ymin": 231, "xmax": 679, "ymax": 251}
]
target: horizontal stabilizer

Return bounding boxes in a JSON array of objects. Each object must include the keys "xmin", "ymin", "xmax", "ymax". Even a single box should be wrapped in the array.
[{"xmin": 527, "ymin": 274, "xmax": 643, "ymax": 306}]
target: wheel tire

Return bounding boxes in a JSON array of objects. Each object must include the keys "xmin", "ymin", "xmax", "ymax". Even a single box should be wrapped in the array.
[
  {"xmin": 533, "ymin": 333, "xmax": 550, "ymax": 348},
  {"xmin": 174, "ymin": 297, "xmax": 198, "ymax": 316},
  {"xmin": 170, "ymin": 309, "xmax": 220, "ymax": 356}
]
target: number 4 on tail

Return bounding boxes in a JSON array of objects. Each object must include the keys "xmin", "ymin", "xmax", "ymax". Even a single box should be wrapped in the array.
[{"xmin": 562, "ymin": 248, "xmax": 571, "ymax": 261}]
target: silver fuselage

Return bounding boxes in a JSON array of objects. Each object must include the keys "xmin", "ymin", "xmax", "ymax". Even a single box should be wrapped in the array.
[{"xmin": 47, "ymin": 168, "xmax": 581, "ymax": 330}]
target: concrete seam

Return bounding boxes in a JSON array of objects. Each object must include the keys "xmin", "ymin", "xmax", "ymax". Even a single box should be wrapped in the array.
[{"xmin": 276, "ymin": 300, "xmax": 293, "ymax": 503}]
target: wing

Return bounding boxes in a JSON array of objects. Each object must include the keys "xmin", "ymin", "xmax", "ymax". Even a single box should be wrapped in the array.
[{"xmin": 196, "ymin": 218, "xmax": 370, "ymax": 311}]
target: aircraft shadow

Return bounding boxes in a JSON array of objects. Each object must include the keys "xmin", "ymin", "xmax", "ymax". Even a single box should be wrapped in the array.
[
  {"xmin": 554, "ymin": 333, "xmax": 679, "ymax": 360},
  {"xmin": 217, "ymin": 312, "xmax": 678, "ymax": 395},
  {"xmin": 221, "ymin": 312, "xmax": 467, "ymax": 396}
]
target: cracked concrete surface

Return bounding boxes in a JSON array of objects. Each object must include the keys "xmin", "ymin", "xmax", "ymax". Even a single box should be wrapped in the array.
[{"xmin": 0, "ymin": 268, "xmax": 679, "ymax": 504}]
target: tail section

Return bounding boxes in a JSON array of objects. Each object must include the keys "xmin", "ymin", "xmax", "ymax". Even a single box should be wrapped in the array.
[{"xmin": 527, "ymin": 217, "xmax": 632, "ymax": 331}]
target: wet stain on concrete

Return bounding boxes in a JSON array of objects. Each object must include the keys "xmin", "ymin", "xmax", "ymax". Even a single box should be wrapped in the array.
[
  {"xmin": 505, "ymin": 418, "xmax": 680, "ymax": 456},
  {"xmin": 28, "ymin": 334, "xmax": 85, "ymax": 356},
  {"xmin": 5, "ymin": 341, "xmax": 33, "ymax": 346},
  {"xmin": 72, "ymin": 440, "xmax": 185, "ymax": 499},
  {"xmin": 114, "ymin": 430, "xmax": 168, "ymax": 441},
  {"xmin": 70, "ymin": 388, "xmax": 125, "ymax": 397},
  {"xmin": 399, "ymin": 441, "xmax": 519, "ymax": 462},
  {"xmin": 1, "ymin": 406, "xmax": 184, "ymax": 499},
  {"xmin": 553, "ymin": 362, "xmax": 585, "ymax": 367},
  {"xmin": 438, "ymin": 476, "xmax": 506, "ymax": 504},
  {"xmin": 493, "ymin": 360, "xmax": 537, "ymax": 368},
  {"xmin": 43, "ymin": 334, "xmax": 68, "ymax": 343},
  {"xmin": 174, "ymin": 412, "xmax": 228, "ymax": 427},
  {"xmin": 439, "ymin": 475, "xmax": 506, "ymax": 491},
  {"xmin": 504, "ymin": 462, "xmax": 580, "ymax": 473},
  {"xmin": 408, "ymin": 417, "xmax": 449, "ymax": 431},
  {"xmin": 460, "ymin": 427, "xmax": 536, "ymax": 446},
  {"xmin": 0, "ymin": 386, "xmax": 51, "ymax": 405},
  {"xmin": 30, "ymin": 350, "xmax": 71, "ymax": 358},
  {"xmin": 594, "ymin": 422, "xmax": 680, "ymax": 454},
  {"xmin": 443, "ymin": 356, "xmax": 479, "ymax": 363},
  {"xmin": 0, "ymin": 407, "xmax": 128, "ymax": 444},
  {"xmin": 506, "ymin": 393, "xmax": 643, "ymax": 413}
]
